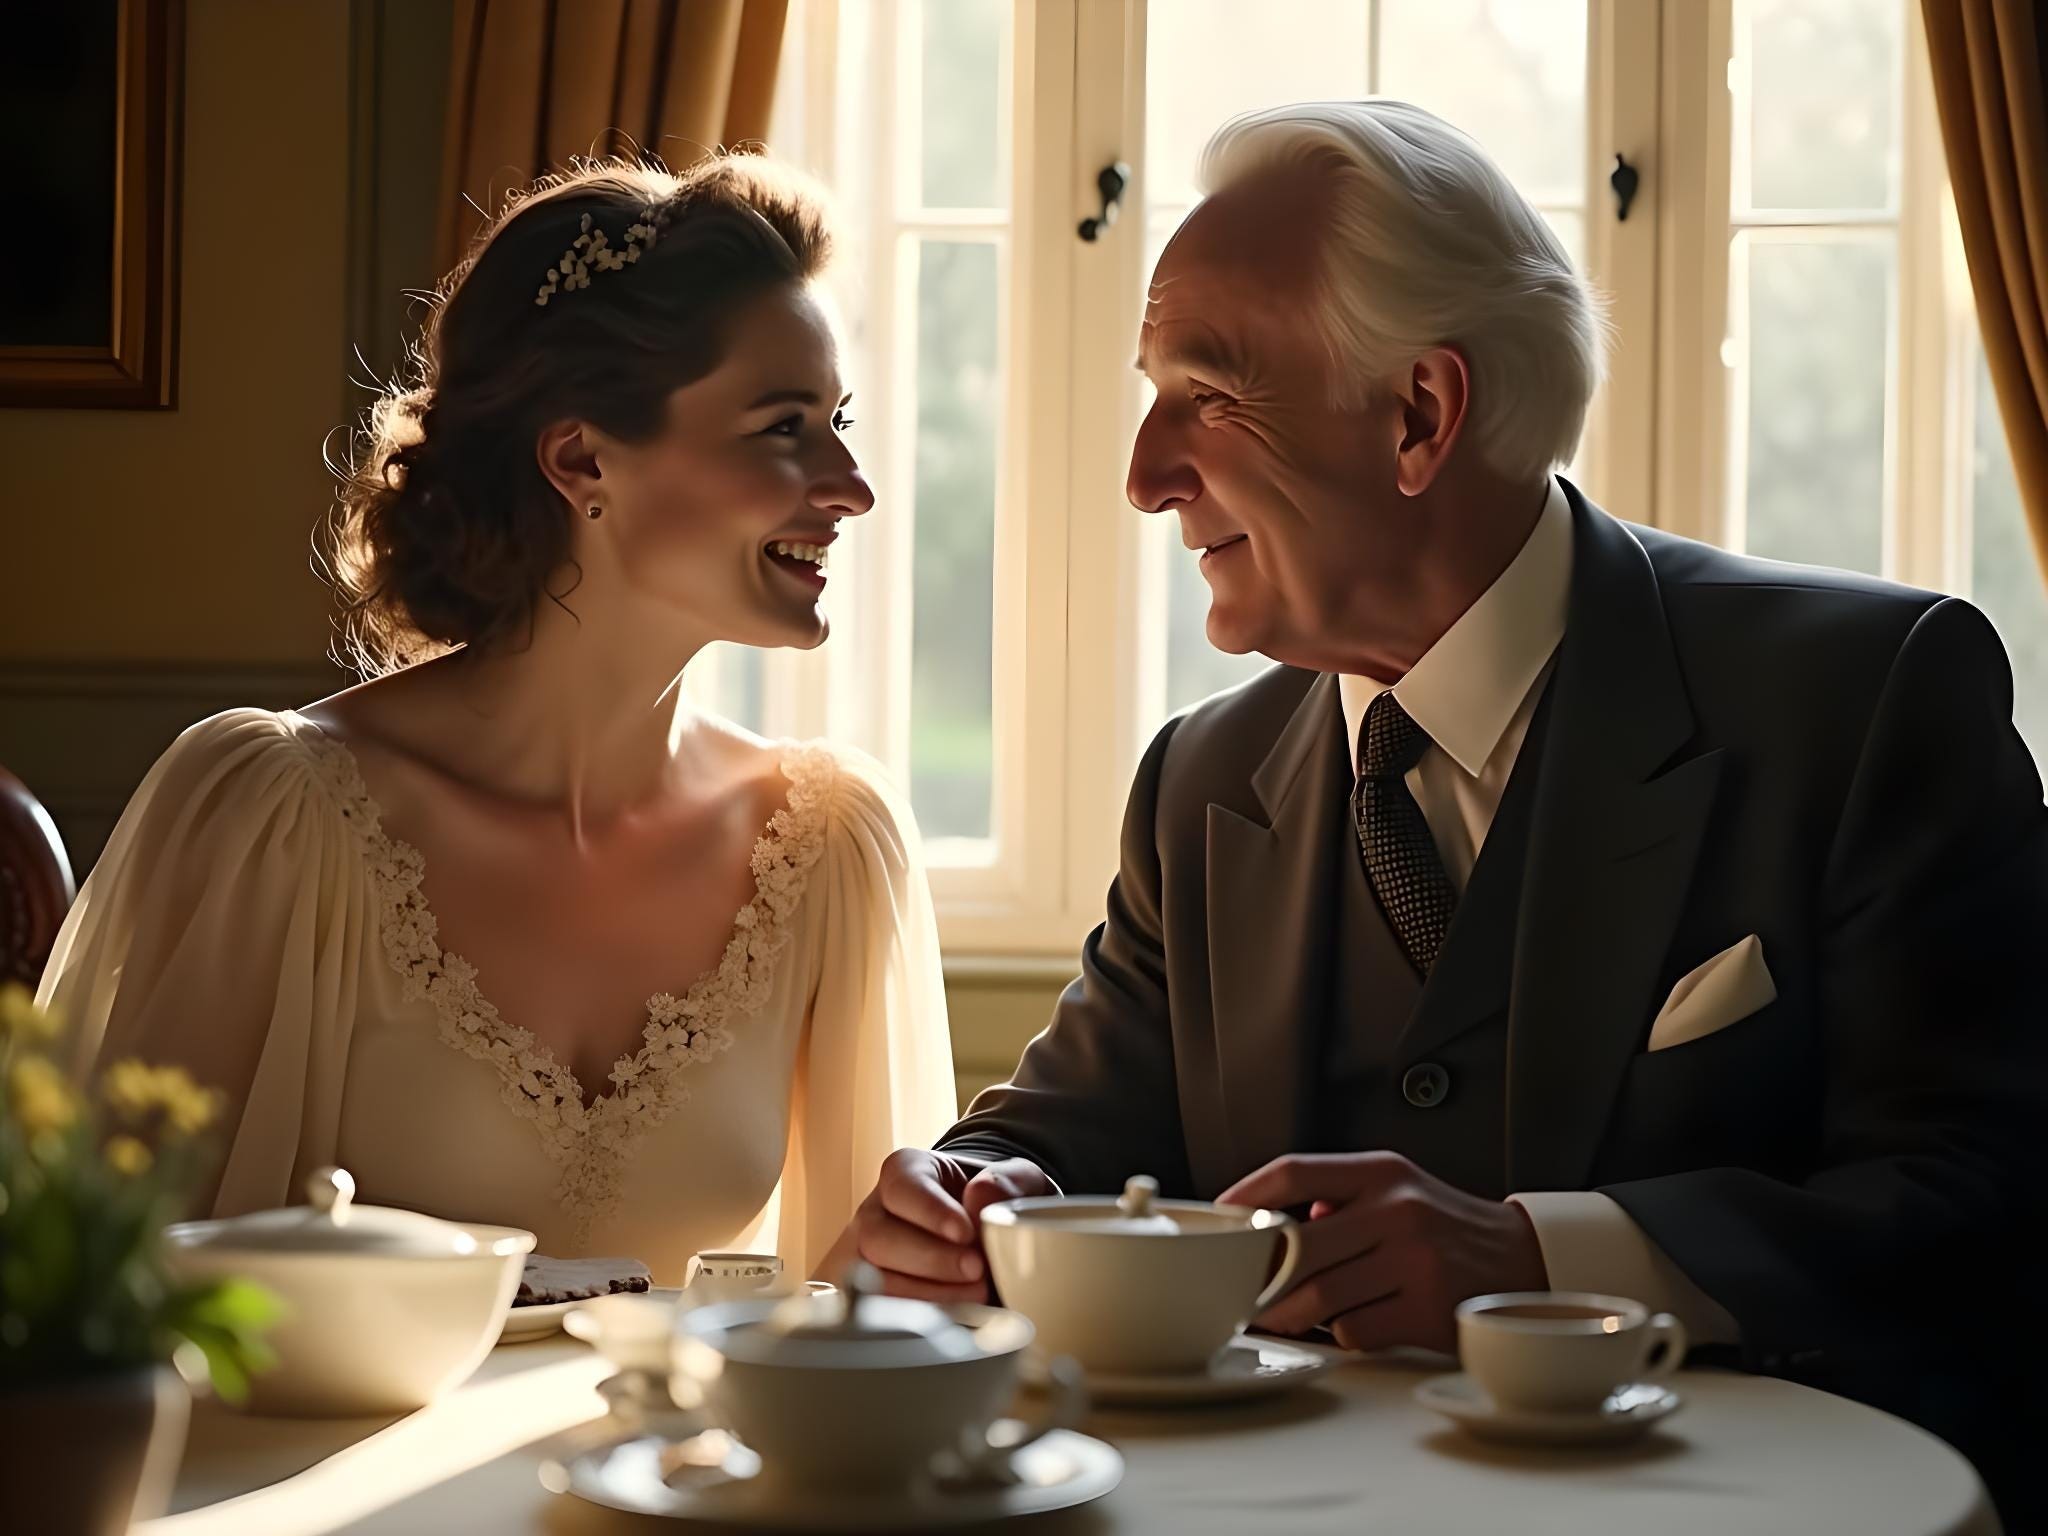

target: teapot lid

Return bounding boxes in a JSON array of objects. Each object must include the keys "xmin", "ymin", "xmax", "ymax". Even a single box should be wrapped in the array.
[
  {"xmin": 998, "ymin": 1174, "xmax": 1186, "ymax": 1234},
  {"xmin": 165, "ymin": 1167, "xmax": 487, "ymax": 1259},
  {"xmin": 693, "ymin": 1262, "xmax": 981, "ymax": 1370}
]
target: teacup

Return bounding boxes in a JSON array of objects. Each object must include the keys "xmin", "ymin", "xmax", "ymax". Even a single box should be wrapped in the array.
[
  {"xmin": 682, "ymin": 1251, "xmax": 834, "ymax": 1309},
  {"xmin": 1457, "ymin": 1291, "xmax": 1686, "ymax": 1413},
  {"xmin": 980, "ymin": 1175, "xmax": 1301, "ymax": 1376},
  {"xmin": 673, "ymin": 1269, "xmax": 1079, "ymax": 1492},
  {"xmin": 564, "ymin": 1291, "xmax": 678, "ymax": 1377}
]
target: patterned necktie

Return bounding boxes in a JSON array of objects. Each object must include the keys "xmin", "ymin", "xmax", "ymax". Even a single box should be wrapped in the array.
[{"xmin": 1353, "ymin": 691, "xmax": 1459, "ymax": 975}]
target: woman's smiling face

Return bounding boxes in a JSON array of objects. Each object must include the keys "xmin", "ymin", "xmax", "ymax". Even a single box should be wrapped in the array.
[{"xmin": 588, "ymin": 281, "xmax": 874, "ymax": 651}]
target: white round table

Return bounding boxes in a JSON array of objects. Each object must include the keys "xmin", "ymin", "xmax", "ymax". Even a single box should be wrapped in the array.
[
  {"xmin": 147, "ymin": 1340, "xmax": 1999, "ymax": 1536},
  {"xmin": 1063, "ymin": 1351, "xmax": 1998, "ymax": 1536}
]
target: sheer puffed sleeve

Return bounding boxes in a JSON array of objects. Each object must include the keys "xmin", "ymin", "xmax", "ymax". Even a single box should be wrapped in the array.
[
  {"xmin": 770, "ymin": 748, "xmax": 956, "ymax": 1275},
  {"xmin": 38, "ymin": 709, "xmax": 369, "ymax": 1215}
]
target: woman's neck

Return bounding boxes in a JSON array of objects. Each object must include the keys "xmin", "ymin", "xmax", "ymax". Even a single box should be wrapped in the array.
[{"xmin": 429, "ymin": 589, "xmax": 716, "ymax": 836}]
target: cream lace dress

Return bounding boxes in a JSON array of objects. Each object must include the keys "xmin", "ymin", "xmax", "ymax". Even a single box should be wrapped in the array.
[{"xmin": 37, "ymin": 709, "xmax": 958, "ymax": 1281}]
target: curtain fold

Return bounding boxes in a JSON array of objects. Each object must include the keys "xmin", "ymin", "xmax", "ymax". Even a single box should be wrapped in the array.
[
  {"xmin": 1923, "ymin": 0, "xmax": 2048, "ymax": 579},
  {"xmin": 438, "ymin": 0, "xmax": 789, "ymax": 267}
]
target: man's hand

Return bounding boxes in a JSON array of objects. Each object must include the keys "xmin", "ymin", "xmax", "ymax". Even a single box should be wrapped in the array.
[
  {"xmin": 1220, "ymin": 1151, "xmax": 1548, "ymax": 1354},
  {"xmin": 825, "ymin": 1148, "xmax": 1057, "ymax": 1303}
]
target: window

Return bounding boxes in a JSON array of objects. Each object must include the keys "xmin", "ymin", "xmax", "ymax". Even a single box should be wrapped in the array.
[
  {"xmin": 1723, "ymin": 0, "xmax": 1903, "ymax": 574},
  {"xmin": 740, "ymin": 0, "xmax": 2036, "ymax": 956},
  {"xmin": 1665, "ymin": 0, "xmax": 2040, "ymax": 755},
  {"xmin": 701, "ymin": 0, "xmax": 1025, "ymax": 878}
]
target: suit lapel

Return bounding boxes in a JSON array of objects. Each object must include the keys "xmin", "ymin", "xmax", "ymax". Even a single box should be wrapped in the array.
[
  {"xmin": 1506, "ymin": 494, "xmax": 1723, "ymax": 1191},
  {"xmin": 1206, "ymin": 672, "xmax": 1351, "ymax": 1191}
]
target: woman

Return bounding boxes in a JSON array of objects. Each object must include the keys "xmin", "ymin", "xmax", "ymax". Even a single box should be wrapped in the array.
[{"xmin": 37, "ymin": 155, "xmax": 957, "ymax": 1280}]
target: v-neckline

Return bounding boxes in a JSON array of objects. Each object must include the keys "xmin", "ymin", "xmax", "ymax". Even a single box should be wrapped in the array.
[{"xmin": 287, "ymin": 711, "xmax": 838, "ymax": 1228}]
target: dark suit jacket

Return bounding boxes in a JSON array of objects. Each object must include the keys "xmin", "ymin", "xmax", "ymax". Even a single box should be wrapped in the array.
[{"xmin": 941, "ymin": 488, "xmax": 2048, "ymax": 1500}]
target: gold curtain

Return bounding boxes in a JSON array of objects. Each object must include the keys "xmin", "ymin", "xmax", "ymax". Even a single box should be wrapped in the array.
[
  {"xmin": 1923, "ymin": 0, "xmax": 2048, "ymax": 578},
  {"xmin": 438, "ymin": 0, "xmax": 789, "ymax": 268}
]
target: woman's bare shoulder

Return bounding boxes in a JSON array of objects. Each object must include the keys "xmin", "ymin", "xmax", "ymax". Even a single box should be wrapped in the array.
[
  {"xmin": 686, "ymin": 711, "xmax": 801, "ymax": 813},
  {"xmin": 295, "ymin": 656, "xmax": 461, "ymax": 756}
]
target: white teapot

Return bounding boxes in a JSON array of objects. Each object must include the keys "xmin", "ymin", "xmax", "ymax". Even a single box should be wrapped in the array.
[
  {"xmin": 162, "ymin": 1167, "xmax": 533, "ymax": 1416},
  {"xmin": 671, "ymin": 1263, "xmax": 1080, "ymax": 1492}
]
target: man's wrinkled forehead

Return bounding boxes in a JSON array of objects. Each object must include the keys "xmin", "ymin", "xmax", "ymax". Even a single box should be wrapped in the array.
[{"xmin": 1139, "ymin": 171, "xmax": 1330, "ymax": 369}]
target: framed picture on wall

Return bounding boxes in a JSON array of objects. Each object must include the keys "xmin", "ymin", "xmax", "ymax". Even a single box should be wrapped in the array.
[{"xmin": 0, "ymin": 0, "xmax": 184, "ymax": 409}]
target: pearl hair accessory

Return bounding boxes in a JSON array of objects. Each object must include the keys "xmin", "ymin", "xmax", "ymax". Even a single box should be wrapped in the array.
[{"xmin": 535, "ymin": 205, "xmax": 670, "ymax": 308}]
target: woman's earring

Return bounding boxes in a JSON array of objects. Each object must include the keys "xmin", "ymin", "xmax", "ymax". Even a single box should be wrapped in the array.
[{"xmin": 587, "ymin": 504, "xmax": 603, "ymax": 520}]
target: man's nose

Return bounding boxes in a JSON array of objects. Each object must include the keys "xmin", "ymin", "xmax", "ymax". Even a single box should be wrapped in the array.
[{"xmin": 1126, "ymin": 400, "xmax": 1202, "ymax": 515}]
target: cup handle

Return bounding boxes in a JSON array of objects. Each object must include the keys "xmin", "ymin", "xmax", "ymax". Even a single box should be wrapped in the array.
[
  {"xmin": 952, "ymin": 1356, "xmax": 1086, "ymax": 1487},
  {"xmin": 1635, "ymin": 1312, "xmax": 1688, "ymax": 1383},
  {"xmin": 1250, "ymin": 1216, "xmax": 1304, "ymax": 1315}
]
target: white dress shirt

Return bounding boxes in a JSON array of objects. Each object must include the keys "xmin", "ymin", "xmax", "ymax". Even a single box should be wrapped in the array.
[{"xmin": 1339, "ymin": 478, "xmax": 1737, "ymax": 1345}]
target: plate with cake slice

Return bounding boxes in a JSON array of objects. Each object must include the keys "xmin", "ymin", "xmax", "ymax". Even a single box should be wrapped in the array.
[{"xmin": 500, "ymin": 1255, "xmax": 656, "ymax": 1343}]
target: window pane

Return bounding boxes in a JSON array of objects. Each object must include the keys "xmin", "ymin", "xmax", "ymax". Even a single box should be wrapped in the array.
[
  {"xmin": 1378, "ymin": 0, "xmax": 1587, "ymax": 204},
  {"xmin": 1736, "ymin": 235, "xmax": 1891, "ymax": 574},
  {"xmin": 691, "ymin": 644, "xmax": 765, "ymax": 735},
  {"xmin": 1143, "ymin": 0, "xmax": 1370, "ymax": 212},
  {"xmin": 1966, "ymin": 347, "xmax": 2048, "ymax": 765},
  {"xmin": 919, "ymin": 0, "xmax": 1003, "ymax": 209},
  {"xmin": 1542, "ymin": 209, "xmax": 1584, "ymax": 276},
  {"xmin": 908, "ymin": 239, "xmax": 999, "ymax": 839},
  {"xmin": 1739, "ymin": 0, "xmax": 1901, "ymax": 213}
]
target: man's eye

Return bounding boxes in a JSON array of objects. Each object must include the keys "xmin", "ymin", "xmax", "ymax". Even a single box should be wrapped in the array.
[{"xmin": 763, "ymin": 414, "xmax": 803, "ymax": 437}]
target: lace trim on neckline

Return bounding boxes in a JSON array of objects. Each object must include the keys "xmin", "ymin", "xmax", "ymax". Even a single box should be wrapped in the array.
[{"xmin": 299, "ymin": 728, "xmax": 839, "ymax": 1238}]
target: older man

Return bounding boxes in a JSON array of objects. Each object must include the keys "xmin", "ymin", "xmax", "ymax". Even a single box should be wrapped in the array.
[{"xmin": 834, "ymin": 101, "xmax": 2045, "ymax": 1508}]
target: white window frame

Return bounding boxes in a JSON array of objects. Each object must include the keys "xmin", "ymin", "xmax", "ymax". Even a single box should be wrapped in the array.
[
  {"xmin": 748, "ymin": 0, "xmax": 2009, "ymax": 960},
  {"xmin": 736, "ymin": 0, "xmax": 1089, "ymax": 955},
  {"xmin": 1654, "ymin": 0, "xmax": 1985, "ymax": 602}
]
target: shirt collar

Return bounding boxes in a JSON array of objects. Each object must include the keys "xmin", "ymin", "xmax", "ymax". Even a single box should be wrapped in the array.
[{"xmin": 1339, "ymin": 477, "xmax": 1573, "ymax": 778}]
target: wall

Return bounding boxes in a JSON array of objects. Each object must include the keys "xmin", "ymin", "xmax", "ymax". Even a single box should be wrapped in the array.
[
  {"xmin": 0, "ymin": 0, "xmax": 354, "ymax": 665},
  {"xmin": 0, "ymin": 0, "xmax": 451, "ymax": 866},
  {"xmin": 947, "ymin": 961, "xmax": 1069, "ymax": 1111}
]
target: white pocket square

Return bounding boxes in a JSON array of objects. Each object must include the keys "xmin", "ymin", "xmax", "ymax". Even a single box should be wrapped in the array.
[{"xmin": 1647, "ymin": 935, "xmax": 1777, "ymax": 1051}]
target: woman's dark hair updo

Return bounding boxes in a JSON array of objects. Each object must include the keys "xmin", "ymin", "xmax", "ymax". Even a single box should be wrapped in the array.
[{"xmin": 323, "ymin": 154, "xmax": 834, "ymax": 676}]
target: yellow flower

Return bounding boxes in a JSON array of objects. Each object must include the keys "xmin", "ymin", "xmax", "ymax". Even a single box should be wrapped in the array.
[
  {"xmin": 102, "ymin": 1059, "xmax": 217, "ymax": 1134},
  {"xmin": 164, "ymin": 1079, "xmax": 218, "ymax": 1136},
  {"xmin": 8, "ymin": 1054, "xmax": 77, "ymax": 1137},
  {"xmin": 105, "ymin": 1134, "xmax": 153, "ymax": 1176},
  {"xmin": 0, "ymin": 983, "xmax": 61, "ymax": 1046},
  {"xmin": 102, "ymin": 1059, "xmax": 160, "ymax": 1119}
]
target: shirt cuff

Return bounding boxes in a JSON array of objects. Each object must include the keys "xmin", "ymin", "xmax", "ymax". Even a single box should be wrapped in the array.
[{"xmin": 1507, "ymin": 1191, "xmax": 1740, "ymax": 1347}]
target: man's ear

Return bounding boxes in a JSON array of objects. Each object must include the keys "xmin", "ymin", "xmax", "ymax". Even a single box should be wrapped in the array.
[{"xmin": 1393, "ymin": 347, "xmax": 1471, "ymax": 497}]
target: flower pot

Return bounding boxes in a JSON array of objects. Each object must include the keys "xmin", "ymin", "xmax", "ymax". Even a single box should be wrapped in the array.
[{"xmin": 0, "ymin": 1366, "xmax": 190, "ymax": 1535}]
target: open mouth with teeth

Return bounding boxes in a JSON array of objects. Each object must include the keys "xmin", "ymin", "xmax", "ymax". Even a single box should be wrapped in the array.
[
  {"xmin": 766, "ymin": 539, "xmax": 832, "ymax": 583},
  {"xmin": 1201, "ymin": 533, "xmax": 1249, "ymax": 559}
]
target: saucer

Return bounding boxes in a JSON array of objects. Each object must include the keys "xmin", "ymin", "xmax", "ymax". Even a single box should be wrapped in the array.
[
  {"xmin": 1025, "ymin": 1334, "xmax": 1335, "ymax": 1407},
  {"xmin": 502, "ymin": 1287, "xmax": 682, "ymax": 1344},
  {"xmin": 557, "ymin": 1421, "xmax": 1123, "ymax": 1529},
  {"xmin": 1415, "ymin": 1373, "xmax": 1683, "ymax": 1446}
]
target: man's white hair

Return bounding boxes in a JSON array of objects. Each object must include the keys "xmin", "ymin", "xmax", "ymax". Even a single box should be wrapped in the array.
[{"xmin": 1199, "ymin": 100, "xmax": 1607, "ymax": 484}]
